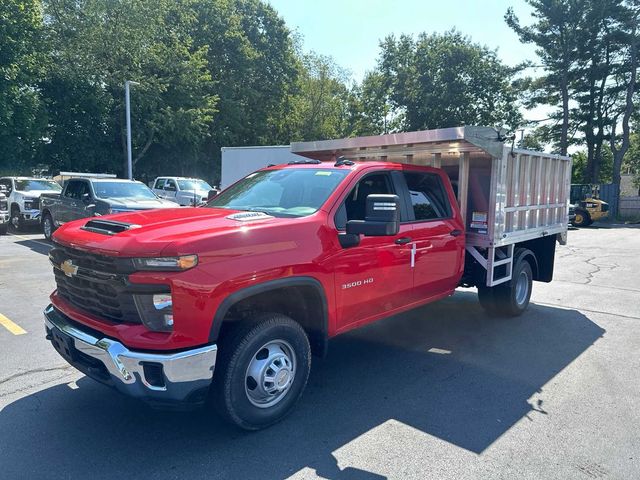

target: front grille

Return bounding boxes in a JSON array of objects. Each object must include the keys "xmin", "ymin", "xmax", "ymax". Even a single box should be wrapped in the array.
[{"xmin": 50, "ymin": 245, "xmax": 141, "ymax": 324}]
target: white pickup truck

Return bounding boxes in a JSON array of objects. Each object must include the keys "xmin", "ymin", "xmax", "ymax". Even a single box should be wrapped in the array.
[
  {"xmin": 151, "ymin": 176, "xmax": 216, "ymax": 206},
  {"xmin": 0, "ymin": 177, "xmax": 63, "ymax": 230}
]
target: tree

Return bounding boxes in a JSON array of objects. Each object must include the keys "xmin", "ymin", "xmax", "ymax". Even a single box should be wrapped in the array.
[
  {"xmin": 608, "ymin": 1, "xmax": 639, "ymax": 214},
  {"xmin": 506, "ymin": 1, "xmax": 584, "ymax": 156},
  {"xmin": 41, "ymin": 0, "xmax": 217, "ymax": 179},
  {"xmin": 376, "ymin": 30, "xmax": 523, "ymax": 132},
  {"xmin": 0, "ymin": 0, "xmax": 46, "ymax": 174}
]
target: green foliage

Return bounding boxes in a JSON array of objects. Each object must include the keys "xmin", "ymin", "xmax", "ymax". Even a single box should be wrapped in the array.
[
  {"xmin": 0, "ymin": 0, "xmax": 46, "ymax": 173},
  {"xmin": 376, "ymin": 30, "xmax": 523, "ymax": 132}
]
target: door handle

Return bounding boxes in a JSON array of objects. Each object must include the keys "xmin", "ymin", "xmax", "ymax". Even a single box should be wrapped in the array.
[
  {"xmin": 449, "ymin": 229, "xmax": 462, "ymax": 237},
  {"xmin": 395, "ymin": 237, "xmax": 412, "ymax": 245}
]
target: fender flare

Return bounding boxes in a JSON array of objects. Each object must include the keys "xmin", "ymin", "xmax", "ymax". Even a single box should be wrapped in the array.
[
  {"xmin": 514, "ymin": 247, "xmax": 538, "ymax": 280},
  {"xmin": 208, "ymin": 276, "xmax": 329, "ymax": 355}
]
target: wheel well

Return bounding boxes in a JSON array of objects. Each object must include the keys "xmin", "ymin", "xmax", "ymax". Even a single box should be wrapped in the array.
[
  {"xmin": 212, "ymin": 280, "xmax": 328, "ymax": 358},
  {"xmin": 11, "ymin": 203, "xmax": 19, "ymax": 212}
]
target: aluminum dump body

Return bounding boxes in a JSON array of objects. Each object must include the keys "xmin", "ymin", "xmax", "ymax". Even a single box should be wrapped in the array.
[{"xmin": 291, "ymin": 126, "xmax": 571, "ymax": 250}]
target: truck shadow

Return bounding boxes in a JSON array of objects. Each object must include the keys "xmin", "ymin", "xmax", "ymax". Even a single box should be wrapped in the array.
[{"xmin": 0, "ymin": 292, "xmax": 604, "ymax": 480}]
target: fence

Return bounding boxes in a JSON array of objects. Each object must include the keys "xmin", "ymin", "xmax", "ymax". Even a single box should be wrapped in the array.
[{"xmin": 620, "ymin": 196, "xmax": 640, "ymax": 219}]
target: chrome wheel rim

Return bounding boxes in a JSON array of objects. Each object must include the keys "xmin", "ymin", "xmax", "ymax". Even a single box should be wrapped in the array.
[
  {"xmin": 245, "ymin": 339, "xmax": 296, "ymax": 408},
  {"xmin": 43, "ymin": 218, "xmax": 52, "ymax": 238},
  {"xmin": 515, "ymin": 269, "xmax": 529, "ymax": 306}
]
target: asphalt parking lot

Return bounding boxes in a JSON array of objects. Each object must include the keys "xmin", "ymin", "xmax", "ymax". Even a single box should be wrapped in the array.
[{"xmin": 1, "ymin": 225, "xmax": 639, "ymax": 480}]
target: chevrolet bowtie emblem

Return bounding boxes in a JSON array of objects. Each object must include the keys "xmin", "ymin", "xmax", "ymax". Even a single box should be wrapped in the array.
[{"xmin": 61, "ymin": 259, "xmax": 78, "ymax": 278}]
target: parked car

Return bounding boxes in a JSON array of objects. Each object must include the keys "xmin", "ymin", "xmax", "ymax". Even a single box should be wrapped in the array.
[
  {"xmin": 43, "ymin": 127, "xmax": 570, "ymax": 430},
  {"xmin": 40, "ymin": 177, "xmax": 177, "ymax": 240},
  {"xmin": 0, "ymin": 185, "xmax": 9, "ymax": 235},
  {"xmin": 0, "ymin": 177, "xmax": 62, "ymax": 230},
  {"xmin": 152, "ymin": 176, "xmax": 214, "ymax": 206}
]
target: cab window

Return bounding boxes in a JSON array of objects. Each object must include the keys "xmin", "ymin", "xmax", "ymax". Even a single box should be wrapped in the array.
[
  {"xmin": 154, "ymin": 178, "xmax": 166, "ymax": 189},
  {"xmin": 334, "ymin": 172, "xmax": 394, "ymax": 230},
  {"xmin": 403, "ymin": 171, "xmax": 451, "ymax": 221}
]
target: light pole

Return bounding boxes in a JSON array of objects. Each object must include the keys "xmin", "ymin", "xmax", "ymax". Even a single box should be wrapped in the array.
[{"xmin": 125, "ymin": 80, "xmax": 139, "ymax": 180}]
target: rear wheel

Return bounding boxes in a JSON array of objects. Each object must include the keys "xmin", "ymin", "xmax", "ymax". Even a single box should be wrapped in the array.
[
  {"xmin": 212, "ymin": 313, "xmax": 311, "ymax": 430},
  {"xmin": 477, "ymin": 252, "xmax": 534, "ymax": 317}
]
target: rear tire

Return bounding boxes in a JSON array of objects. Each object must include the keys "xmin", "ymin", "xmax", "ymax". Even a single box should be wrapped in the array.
[
  {"xmin": 493, "ymin": 255, "xmax": 533, "ymax": 316},
  {"xmin": 477, "ymin": 285, "xmax": 498, "ymax": 316},
  {"xmin": 0, "ymin": 224, "xmax": 7, "ymax": 235},
  {"xmin": 211, "ymin": 313, "xmax": 311, "ymax": 430}
]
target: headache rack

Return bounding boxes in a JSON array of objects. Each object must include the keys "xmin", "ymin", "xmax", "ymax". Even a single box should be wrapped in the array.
[{"xmin": 292, "ymin": 126, "xmax": 572, "ymax": 287}]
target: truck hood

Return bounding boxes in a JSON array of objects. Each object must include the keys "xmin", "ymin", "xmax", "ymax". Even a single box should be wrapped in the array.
[
  {"xmin": 53, "ymin": 207, "xmax": 287, "ymax": 257},
  {"xmin": 105, "ymin": 197, "xmax": 176, "ymax": 209},
  {"xmin": 15, "ymin": 189, "xmax": 60, "ymax": 198}
]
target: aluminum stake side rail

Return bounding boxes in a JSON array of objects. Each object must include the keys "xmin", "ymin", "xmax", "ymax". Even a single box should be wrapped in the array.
[{"xmin": 44, "ymin": 126, "xmax": 569, "ymax": 430}]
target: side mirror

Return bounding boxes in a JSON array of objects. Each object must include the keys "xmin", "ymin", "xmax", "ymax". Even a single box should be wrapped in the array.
[
  {"xmin": 346, "ymin": 194, "xmax": 400, "ymax": 236},
  {"xmin": 81, "ymin": 192, "xmax": 92, "ymax": 204}
]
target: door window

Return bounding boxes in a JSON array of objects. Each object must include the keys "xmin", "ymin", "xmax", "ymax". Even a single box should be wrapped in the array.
[
  {"xmin": 402, "ymin": 171, "xmax": 451, "ymax": 221},
  {"xmin": 64, "ymin": 181, "xmax": 83, "ymax": 199},
  {"xmin": 164, "ymin": 179, "xmax": 177, "ymax": 191},
  {"xmin": 154, "ymin": 178, "xmax": 166, "ymax": 189},
  {"xmin": 334, "ymin": 172, "xmax": 394, "ymax": 230}
]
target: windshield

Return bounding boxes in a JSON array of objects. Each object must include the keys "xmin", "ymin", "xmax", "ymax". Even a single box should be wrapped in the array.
[
  {"xmin": 15, "ymin": 180, "xmax": 62, "ymax": 192},
  {"xmin": 93, "ymin": 182, "xmax": 158, "ymax": 200},
  {"xmin": 207, "ymin": 168, "xmax": 348, "ymax": 218},
  {"xmin": 177, "ymin": 179, "xmax": 212, "ymax": 191}
]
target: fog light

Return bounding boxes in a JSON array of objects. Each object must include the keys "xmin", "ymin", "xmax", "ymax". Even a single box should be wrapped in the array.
[
  {"xmin": 134, "ymin": 292, "xmax": 174, "ymax": 332},
  {"xmin": 153, "ymin": 294, "xmax": 172, "ymax": 310}
]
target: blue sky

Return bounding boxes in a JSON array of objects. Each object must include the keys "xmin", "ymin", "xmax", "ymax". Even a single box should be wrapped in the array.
[{"xmin": 268, "ymin": 0, "xmax": 540, "ymax": 82}]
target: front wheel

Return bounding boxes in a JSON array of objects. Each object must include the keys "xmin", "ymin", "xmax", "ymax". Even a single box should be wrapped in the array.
[
  {"xmin": 42, "ymin": 213, "xmax": 55, "ymax": 240},
  {"xmin": 572, "ymin": 209, "xmax": 591, "ymax": 227},
  {"xmin": 0, "ymin": 223, "xmax": 7, "ymax": 235},
  {"xmin": 10, "ymin": 206, "xmax": 23, "ymax": 231},
  {"xmin": 212, "ymin": 313, "xmax": 311, "ymax": 430}
]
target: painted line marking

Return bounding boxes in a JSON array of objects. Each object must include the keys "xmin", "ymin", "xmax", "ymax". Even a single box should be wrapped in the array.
[
  {"xmin": 7, "ymin": 233, "xmax": 53, "ymax": 249},
  {"xmin": 0, "ymin": 313, "xmax": 27, "ymax": 335}
]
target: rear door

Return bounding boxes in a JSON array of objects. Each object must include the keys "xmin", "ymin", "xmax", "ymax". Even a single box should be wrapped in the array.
[
  {"xmin": 331, "ymin": 169, "xmax": 415, "ymax": 332},
  {"xmin": 67, "ymin": 180, "xmax": 92, "ymax": 221},
  {"xmin": 400, "ymin": 169, "xmax": 465, "ymax": 300}
]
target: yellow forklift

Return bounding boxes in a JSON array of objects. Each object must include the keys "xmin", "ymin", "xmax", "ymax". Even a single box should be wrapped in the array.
[{"xmin": 570, "ymin": 184, "xmax": 609, "ymax": 227}]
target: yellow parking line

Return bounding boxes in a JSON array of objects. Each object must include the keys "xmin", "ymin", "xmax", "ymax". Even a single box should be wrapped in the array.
[{"xmin": 0, "ymin": 313, "xmax": 27, "ymax": 335}]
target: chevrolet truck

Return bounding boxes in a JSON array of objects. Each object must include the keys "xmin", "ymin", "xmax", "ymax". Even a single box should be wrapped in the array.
[
  {"xmin": 44, "ymin": 127, "xmax": 571, "ymax": 430},
  {"xmin": 40, "ymin": 177, "xmax": 177, "ymax": 240}
]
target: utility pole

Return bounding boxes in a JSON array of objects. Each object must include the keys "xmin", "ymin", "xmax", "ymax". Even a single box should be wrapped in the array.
[{"xmin": 125, "ymin": 80, "xmax": 139, "ymax": 180}]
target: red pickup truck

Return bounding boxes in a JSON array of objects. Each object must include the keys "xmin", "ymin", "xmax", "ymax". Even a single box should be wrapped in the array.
[{"xmin": 44, "ymin": 128, "xmax": 570, "ymax": 430}]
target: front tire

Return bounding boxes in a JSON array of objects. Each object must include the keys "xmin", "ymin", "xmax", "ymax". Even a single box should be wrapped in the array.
[
  {"xmin": 10, "ymin": 206, "xmax": 23, "ymax": 231},
  {"xmin": 572, "ymin": 209, "xmax": 591, "ymax": 227},
  {"xmin": 42, "ymin": 213, "xmax": 55, "ymax": 240},
  {"xmin": 0, "ymin": 223, "xmax": 7, "ymax": 235},
  {"xmin": 212, "ymin": 313, "xmax": 311, "ymax": 430}
]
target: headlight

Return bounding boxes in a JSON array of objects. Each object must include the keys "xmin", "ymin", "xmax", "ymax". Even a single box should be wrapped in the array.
[
  {"xmin": 133, "ymin": 293, "xmax": 174, "ymax": 332},
  {"xmin": 132, "ymin": 255, "xmax": 198, "ymax": 271}
]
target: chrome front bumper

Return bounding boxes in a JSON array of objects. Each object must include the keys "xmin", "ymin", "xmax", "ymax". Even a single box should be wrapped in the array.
[{"xmin": 44, "ymin": 304, "xmax": 217, "ymax": 406}]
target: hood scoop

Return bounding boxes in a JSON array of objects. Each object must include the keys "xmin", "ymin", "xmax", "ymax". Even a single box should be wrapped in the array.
[
  {"xmin": 226, "ymin": 211, "xmax": 274, "ymax": 222},
  {"xmin": 81, "ymin": 219, "xmax": 141, "ymax": 235}
]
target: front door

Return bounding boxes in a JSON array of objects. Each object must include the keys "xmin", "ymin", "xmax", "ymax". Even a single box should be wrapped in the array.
[{"xmin": 331, "ymin": 170, "xmax": 414, "ymax": 332}]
